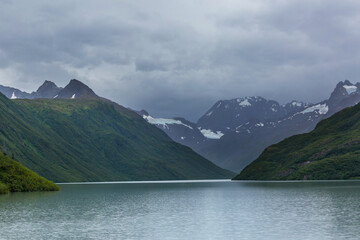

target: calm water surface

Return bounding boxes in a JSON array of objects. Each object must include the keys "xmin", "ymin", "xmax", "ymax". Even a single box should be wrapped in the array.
[{"xmin": 1, "ymin": 180, "xmax": 360, "ymax": 240}]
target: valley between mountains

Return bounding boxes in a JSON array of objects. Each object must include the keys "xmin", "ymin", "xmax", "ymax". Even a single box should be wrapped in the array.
[
  {"xmin": 1, "ymin": 79, "xmax": 360, "ymax": 191},
  {"xmin": 140, "ymin": 80, "xmax": 360, "ymax": 173}
]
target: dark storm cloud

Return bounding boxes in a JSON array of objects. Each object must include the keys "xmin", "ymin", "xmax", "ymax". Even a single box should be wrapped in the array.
[{"xmin": 0, "ymin": 0, "xmax": 360, "ymax": 120}]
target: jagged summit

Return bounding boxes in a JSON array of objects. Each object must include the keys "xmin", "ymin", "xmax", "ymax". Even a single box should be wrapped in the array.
[
  {"xmin": 327, "ymin": 80, "xmax": 360, "ymax": 113},
  {"xmin": 331, "ymin": 80, "xmax": 358, "ymax": 95},
  {"xmin": 37, "ymin": 80, "xmax": 57, "ymax": 89},
  {"xmin": 57, "ymin": 79, "xmax": 99, "ymax": 100},
  {"xmin": 143, "ymin": 80, "xmax": 360, "ymax": 172},
  {"xmin": 0, "ymin": 79, "xmax": 99, "ymax": 100},
  {"xmin": 34, "ymin": 80, "xmax": 62, "ymax": 98},
  {"xmin": 0, "ymin": 78, "xmax": 141, "ymax": 119},
  {"xmin": 343, "ymin": 79, "xmax": 352, "ymax": 85},
  {"xmin": 197, "ymin": 96, "xmax": 295, "ymax": 132}
]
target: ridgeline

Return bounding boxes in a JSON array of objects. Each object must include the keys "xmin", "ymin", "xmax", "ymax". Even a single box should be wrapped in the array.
[
  {"xmin": 0, "ymin": 92, "xmax": 233, "ymax": 182},
  {"xmin": 234, "ymin": 102, "xmax": 360, "ymax": 180}
]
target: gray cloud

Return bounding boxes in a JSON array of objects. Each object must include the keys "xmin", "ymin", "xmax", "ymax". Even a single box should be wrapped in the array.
[{"xmin": 0, "ymin": 0, "xmax": 360, "ymax": 121}]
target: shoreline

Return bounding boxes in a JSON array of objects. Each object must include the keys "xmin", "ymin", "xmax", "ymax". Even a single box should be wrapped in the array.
[
  {"xmin": 57, "ymin": 179, "xmax": 232, "ymax": 185},
  {"xmin": 56, "ymin": 179, "xmax": 360, "ymax": 185}
]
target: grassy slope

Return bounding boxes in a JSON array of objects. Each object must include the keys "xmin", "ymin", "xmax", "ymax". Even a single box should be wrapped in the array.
[
  {"xmin": 0, "ymin": 152, "xmax": 59, "ymax": 194},
  {"xmin": 0, "ymin": 94, "xmax": 233, "ymax": 182},
  {"xmin": 234, "ymin": 103, "xmax": 360, "ymax": 180}
]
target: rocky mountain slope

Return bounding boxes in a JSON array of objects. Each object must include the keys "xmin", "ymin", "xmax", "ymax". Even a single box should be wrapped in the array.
[
  {"xmin": 141, "ymin": 80, "xmax": 360, "ymax": 172},
  {"xmin": 234, "ymin": 100, "xmax": 360, "ymax": 180},
  {"xmin": 0, "ymin": 82, "xmax": 233, "ymax": 182},
  {"xmin": 55, "ymin": 79, "xmax": 98, "ymax": 99}
]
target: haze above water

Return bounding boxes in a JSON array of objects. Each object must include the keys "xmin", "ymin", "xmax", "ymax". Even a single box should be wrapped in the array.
[{"xmin": 1, "ymin": 180, "xmax": 360, "ymax": 240}]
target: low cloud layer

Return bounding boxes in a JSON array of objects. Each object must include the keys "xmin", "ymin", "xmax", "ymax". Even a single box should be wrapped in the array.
[{"xmin": 1, "ymin": 0, "xmax": 360, "ymax": 120}]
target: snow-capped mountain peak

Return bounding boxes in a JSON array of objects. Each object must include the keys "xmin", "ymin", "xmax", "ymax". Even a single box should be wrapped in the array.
[
  {"xmin": 237, "ymin": 98, "xmax": 251, "ymax": 107},
  {"xmin": 197, "ymin": 96, "xmax": 300, "ymax": 132},
  {"xmin": 134, "ymin": 80, "xmax": 360, "ymax": 173},
  {"xmin": 343, "ymin": 85, "xmax": 357, "ymax": 94}
]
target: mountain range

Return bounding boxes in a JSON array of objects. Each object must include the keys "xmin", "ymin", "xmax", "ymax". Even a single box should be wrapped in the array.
[
  {"xmin": 0, "ymin": 80, "xmax": 61, "ymax": 99},
  {"xmin": 139, "ymin": 80, "xmax": 360, "ymax": 172},
  {"xmin": 0, "ymin": 79, "xmax": 99, "ymax": 100},
  {"xmin": 2, "ymin": 79, "xmax": 360, "ymax": 176},
  {"xmin": 234, "ymin": 97, "xmax": 360, "ymax": 180},
  {"xmin": 0, "ymin": 80, "xmax": 233, "ymax": 182}
]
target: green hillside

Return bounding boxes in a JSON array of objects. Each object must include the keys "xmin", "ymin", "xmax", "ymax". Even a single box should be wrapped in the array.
[
  {"xmin": 0, "ymin": 152, "xmax": 59, "ymax": 194},
  {"xmin": 234, "ymin": 103, "xmax": 360, "ymax": 180},
  {"xmin": 0, "ymin": 93, "xmax": 233, "ymax": 182}
]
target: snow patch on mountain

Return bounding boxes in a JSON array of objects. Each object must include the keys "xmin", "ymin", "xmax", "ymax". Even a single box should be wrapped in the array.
[
  {"xmin": 291, "ymin": 101, "xmax": 303, "ymax": 107},
  {"xmin": 143, "ymin": 115, "xmax": 193, "ymax": 129},
  {"xmin": 71, "ymin": 94, "xmax": 76, "ymax": 99},
  {"xmin": 199, "ymin": 128, "xmax": 224, "ymax": 139},
  {"xmin": 10, "ymin": 92, "xmax": 17, "ymax": 99},
  {"xmin": 206, "ymin": 111, "xmax": 213, "ymax": 116},
  {"xmin": 238, "ymin": 99, "xmax": 251, "ymax": 107},
  {"xmin": 343, "ymin": 85, "xmax": 357, "ymax": 94},
  {"xmin": 301, "ymin": 104, "xmax": 328, "ymax": 115}
]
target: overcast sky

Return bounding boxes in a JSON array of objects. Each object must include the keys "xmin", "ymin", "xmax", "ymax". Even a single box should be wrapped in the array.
[{"xmin": 1, "ymin": 0, "xmax": 360, "ymax": 121}]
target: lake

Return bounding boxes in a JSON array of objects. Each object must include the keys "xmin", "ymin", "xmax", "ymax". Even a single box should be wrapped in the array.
[{"xmin": 1, "ymin": 180, "xmax": 360, "ymax": 240}]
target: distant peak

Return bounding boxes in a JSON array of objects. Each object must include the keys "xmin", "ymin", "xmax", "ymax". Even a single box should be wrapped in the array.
[
  {"xmin": 328, "ymin": 80, "xmax": 360, "ymax": 104},
  {"xmin": 335, "ymin": 80, "xmax": 358, "ymax": 91},
  {"xmin": 336, "ymin": 80, "xmax": 353, "ymax": 88},
  {"xmin": 343, "ymin": 79, "xmax": 352, "ymax": 85},
  {"xmin": 235, "ymin": 96, "xmax": 264, "ymax": 101},
  {"xmin": 64, "ymin": 79, "xmax": 92, "ymax": 90},
  {"xmin": 57, "ymin": 79, "xmax": 98, "ymax": 99},
  {"xmin": 34, "ymin": 80, "xmax": 61, "ymax": 98},
  {"xmin": 43, "ymin": 80, "xmax": 55, "ymax": 84},
  {"xmin": 223, "ymin": 96, "xmax": 267, "ymax": 105},
  {"xmin": 68, "ymin": 79, "xmax": 87, "ymax": 86},
  {"xmin": 37, "ymin": 80, "xmax": 58, "ymax": 90}
]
